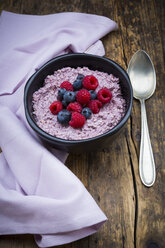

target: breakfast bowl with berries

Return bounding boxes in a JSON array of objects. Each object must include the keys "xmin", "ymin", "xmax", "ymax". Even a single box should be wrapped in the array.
[{"xmin": 24, "ymin": 53, "xmax": 133, "ymax": 153}]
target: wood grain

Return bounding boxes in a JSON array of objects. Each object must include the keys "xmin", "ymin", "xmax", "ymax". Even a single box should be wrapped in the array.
[{"xmin": 0, "ymin": 0, "xmax": 165, "ymax": 247}]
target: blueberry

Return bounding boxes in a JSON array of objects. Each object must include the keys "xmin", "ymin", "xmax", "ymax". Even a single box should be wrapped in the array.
[
  {"xmin": 57, "ymin": 88, "xmax": 66, "ymax": 100},
  {"xmin": 74, "ymin": 91, "xmax": 78, "ymax": 96},
  {"xmin": 77, "ymin": 74, "xmax": 85, "ymax": 80},
  {"xmin": 57, "ymin": 110, "xmax": 71, "ymax": 125},
  {"xmin": 63, "ymin": 91, "xmax": 76, "ymax": 103},
  {"xmin": 73, "ymin": 79, "xmax": 83, "ymax": 90},
  {"xmin": 81, "ymin": 107, "xmax": 92, "ymax": 119},
  {"xmin": 62, "ymin": 100, "xmax": 68, "ymax": 108},
  {"xmin": 89, "ymin": 90, "xmax": 97, "ymax": 100}
]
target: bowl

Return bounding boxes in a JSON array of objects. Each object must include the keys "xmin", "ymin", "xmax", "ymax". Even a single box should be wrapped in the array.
[{"xmin": 24, "ymin": 53, "xmax": 133, "ymax": 153}]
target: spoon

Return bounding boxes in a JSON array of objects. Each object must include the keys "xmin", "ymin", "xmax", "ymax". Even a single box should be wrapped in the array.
[{"xmin": 127, "ymin": 50, "xmax": 156, "ymax": 187}]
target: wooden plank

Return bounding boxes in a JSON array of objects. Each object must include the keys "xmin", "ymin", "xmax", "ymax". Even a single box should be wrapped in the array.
[
  {"xmin": 0, "ymin": 234, "xmax": 37, "ymax": 248},
  {"xmin": 0, "ymin": 0, "xmax": 22, "ymax": 13},
  {"xmin": 117, "ymin": 0, "xmax": 165, "ymax": 247}
]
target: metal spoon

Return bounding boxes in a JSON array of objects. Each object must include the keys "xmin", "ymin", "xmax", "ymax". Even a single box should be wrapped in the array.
[{"xmin": 127, "ymin": 50, "xmax": 156, "ymax": 187}]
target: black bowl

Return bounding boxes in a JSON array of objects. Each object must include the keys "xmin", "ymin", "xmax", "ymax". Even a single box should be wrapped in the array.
[{"xmin": 24, "ymin": 53, "xmax": 133, "ymax": 153}]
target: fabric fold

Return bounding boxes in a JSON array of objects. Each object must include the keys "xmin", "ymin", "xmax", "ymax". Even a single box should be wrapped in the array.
[
  {"xmin": 0, "ymin": 106, "xmax": 107, "ymax": 246},
  {"xmin": 0, "ymin": 10, "xmax": 117, "ymax": 247},
  {"xmin": 0, "ymin": 11, "xmax": 118, "ymax": 96}
]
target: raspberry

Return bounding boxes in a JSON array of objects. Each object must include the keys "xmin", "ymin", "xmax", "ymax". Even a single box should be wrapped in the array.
[
  {"xmin": 83, "ymin": 75, "xmax": 99, "ymax": 90},
  {"xmin": 49, "ymin": 101, "xmax": 63, "ymax": 115},
  {"xmin": 76, "ymin": 89, "xmax": 91, "ymax": 105},
  {"xmin": 67, "ymin": 102, "xmax": 82, "ymax": 113},
  {"xmin": 97, "ymin": 88, "xmax": 112, "ymax": 103},
  {"xmin": 69, "ymin": 112, "xmax": 86, "ymax": 128},
  {"xmin": 87, "ymin": 100, "xmax": 102, "ymax": 114},
  {"xmin": 60, "ymin": 81, "xmax": 73, "ymax": 91}
]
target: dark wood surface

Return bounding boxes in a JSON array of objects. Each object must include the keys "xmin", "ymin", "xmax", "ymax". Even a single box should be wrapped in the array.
[{"xmin": 0, "ymin": 0, "xmax": 165, "ymax": 247}]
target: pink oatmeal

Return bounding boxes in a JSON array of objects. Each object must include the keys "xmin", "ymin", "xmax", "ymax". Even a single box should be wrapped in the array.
[{"xmin": 32, "ymin": 67, "xmax": 126, "ymax": 140}]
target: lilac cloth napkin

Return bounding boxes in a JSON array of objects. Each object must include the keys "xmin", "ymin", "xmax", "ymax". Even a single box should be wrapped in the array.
[{"xmin": 0, "ymin": 11, "xmax": 117, "ymax": 247}]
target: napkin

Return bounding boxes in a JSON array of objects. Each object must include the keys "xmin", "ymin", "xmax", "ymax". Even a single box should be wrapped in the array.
[{"xmin": 0, "ymin": 11, "xmax": 118, "ymax": 247}]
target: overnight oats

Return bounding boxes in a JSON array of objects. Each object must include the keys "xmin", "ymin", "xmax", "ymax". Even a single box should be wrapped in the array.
[{"xmin": 32, "ymin": 67, "xmax": 126, "ymax": 140}]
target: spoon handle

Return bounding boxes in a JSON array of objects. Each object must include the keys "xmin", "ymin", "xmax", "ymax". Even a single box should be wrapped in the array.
[{"xmin": 139, "ymin": 99, "xmax": 156, "ymax": 187}]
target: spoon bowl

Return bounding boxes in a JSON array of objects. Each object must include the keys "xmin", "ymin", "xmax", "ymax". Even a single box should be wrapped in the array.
[
  {"xmin": 128, "ymin": 50, "xmax": 156, "ymax": 100},
  {"xmin": 128, "ymin": 50, "xmax": 156, "ymax": 187}
]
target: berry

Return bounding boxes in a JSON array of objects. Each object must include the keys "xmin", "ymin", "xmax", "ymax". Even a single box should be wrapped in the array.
[
  {"xmin": 89, "ymin": 90, "xmax": 97, "ymax": 100},
  {"xmin": 60, "ymin": 81, "xmax": 73, "ymax": 91},
  {"xmin": 97, "ymin": 88, "xmax": 112, "ymax": 103},
  {"xmin": 83, "ymin": 75, "xmax": 99, "ymax": 90},
  {"xmin": 72, "ymin": 74, "xmax": 85, "ymax": 91},
  {"xmin": 87, "ymin": 100, "xmax": 102, "ymax": 114},
  {"xmin": 57, "ymin": 110, "xmax": 71, "ymax": 125},
  {"xmin": 62, "ymin": 100, "xmax": 68, "ymax": 108},
  {"xmin": 76, "ymin": 89, "xmax": 91, "ymax": 105},
  {"xmin": 67, "ymin": 102, "xmax": 82, "ymax": 113},
  {"xmin": 74, "ymin": 91, "xmax": 78, "ymax": 96},
  {"xmin": 57, "ymin": 88, "xmax": 66, "ymax": 100},
  {"xmin": 73, "ymin": 79, "xmax": 83, "ymax": 90},
  {"xmin": 49, "ymin": 101, "xmax": 63, "ymax": 115},
  {"xmin": 77, "ymin": 74, "xmax": 85, "ymax": 80},
  {"xmin": 81, "ymin": 107, "xmax": 92, "ymax": 119},
  {"xmin": 63, "ymin": 91, "xmax": 76, "ymax": 103},
  {"xmin": 69, "ymin": 112, "xmax": 86, "ymax": 128}
]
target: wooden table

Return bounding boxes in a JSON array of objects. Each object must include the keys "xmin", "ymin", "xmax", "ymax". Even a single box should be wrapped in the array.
[{"xmin": 0, "ymin": 0, "xmax": 165, "ymax": 247}]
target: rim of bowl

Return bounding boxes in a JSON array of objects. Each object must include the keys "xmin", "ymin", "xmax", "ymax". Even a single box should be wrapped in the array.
[{"xmin": 24, "ymin": 53, "xmax": 133, "ymax": 144}]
